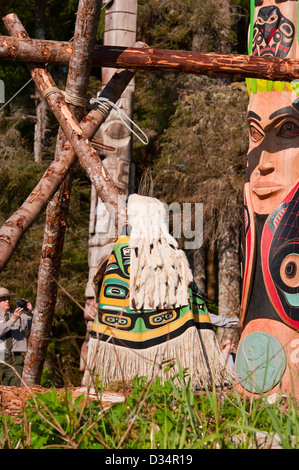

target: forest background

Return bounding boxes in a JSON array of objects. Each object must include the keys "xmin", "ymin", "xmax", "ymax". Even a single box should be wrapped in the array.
[{"xmin": 0, "ymin": 0, "xmax": 250, "ymax": 387}]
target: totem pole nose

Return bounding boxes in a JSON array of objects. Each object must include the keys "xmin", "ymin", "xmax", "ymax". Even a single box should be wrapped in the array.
[{"xmin": 257, "ymin": 150, "xmax": 275, "ymax": 174}]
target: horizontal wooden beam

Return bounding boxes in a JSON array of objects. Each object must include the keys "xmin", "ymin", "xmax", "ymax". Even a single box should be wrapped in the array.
[{"xmin": 1, "ymin": 34, "xmax": 299, "ymax": 81}]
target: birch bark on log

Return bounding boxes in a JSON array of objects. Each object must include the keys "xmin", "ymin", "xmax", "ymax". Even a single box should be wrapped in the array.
[
  {"xmin": 21, "ymin": 0, "xmax": 103, "ymax": 386},
  {"xmin": 34, "ymin": 90, "xmax": 47, "ymax": 162},
  {"xmin": 2, "ymin": 35, "xmax": 299, "ymax": 81}
]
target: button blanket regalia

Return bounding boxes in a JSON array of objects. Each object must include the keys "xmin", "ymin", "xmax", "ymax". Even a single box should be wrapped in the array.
[{"xmin": 83, "ymin": 195, "xmax": 233, "ymax": 389}]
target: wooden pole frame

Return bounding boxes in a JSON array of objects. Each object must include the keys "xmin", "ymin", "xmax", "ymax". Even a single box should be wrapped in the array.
[{"xmin": 0, "ymin": 14, "xmax": 129, "ymax": 270}]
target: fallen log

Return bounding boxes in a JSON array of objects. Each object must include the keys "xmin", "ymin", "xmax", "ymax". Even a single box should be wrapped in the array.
[{"xmin": 1, "ymin": 34, "xmax": 299, "ymax": 81}]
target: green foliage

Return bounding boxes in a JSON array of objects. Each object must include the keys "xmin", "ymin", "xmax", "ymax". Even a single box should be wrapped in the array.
[
  {"xmin": 0, "ymin": 387, "xmax": 103, "ymax": 449},
  {"xmin": 137, "ymin": 0, "xmax": 236, "ymax": 53},
  {"xmin": 137, "ymin": 0, "xmax": 193, "ymax": 50},
  {"xmin": 134, "ymin": 0, "xmax": 250, "ymax": 194}
]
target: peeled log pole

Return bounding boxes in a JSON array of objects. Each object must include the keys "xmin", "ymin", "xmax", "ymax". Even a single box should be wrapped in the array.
[
  {"xmin": 1, "ymin": 34, "xmax": 299, "ymax": 81},
  {"xmin": 21, "ymin": 0, "xmax": 102, "ymax": 386}
]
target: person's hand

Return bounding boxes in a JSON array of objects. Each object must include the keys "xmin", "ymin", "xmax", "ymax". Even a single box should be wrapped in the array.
[
  {"xmin": 228, "ymin": 317, "xmax": 240, "ymax": 328},
  {"xmin": 25, "ymin": 300, "xmax": 33, "ymax": 312},
  {"xmin": 11, "ymin": 307, "xmax": 23, "ymax": 323}
]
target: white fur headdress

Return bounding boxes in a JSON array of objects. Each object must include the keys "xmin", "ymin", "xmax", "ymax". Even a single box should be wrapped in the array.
[{"xmin": 127, "ymin": 194, "xmax": 193, "ymax": 310}]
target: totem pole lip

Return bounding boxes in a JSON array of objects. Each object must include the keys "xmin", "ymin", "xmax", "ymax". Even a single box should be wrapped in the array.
[{"xmin": 251, "ymin": 182, "xmax": 284, "ymax": 197}]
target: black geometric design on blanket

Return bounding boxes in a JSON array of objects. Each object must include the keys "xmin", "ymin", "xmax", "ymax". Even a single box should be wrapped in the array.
[{"xmin": 91, "ymin": 236, "xmax": 213, "ymax": 350}]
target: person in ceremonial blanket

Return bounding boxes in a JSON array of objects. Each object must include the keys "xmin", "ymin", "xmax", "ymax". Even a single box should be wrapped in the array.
[{"xmin": 82, "ymin": 193, "xmax": 234, "ymax": 389}]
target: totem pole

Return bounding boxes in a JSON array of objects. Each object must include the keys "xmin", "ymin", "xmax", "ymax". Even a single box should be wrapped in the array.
[
  {"xmin": 235, "ymin": 0, "xmax": 299, "ymax": 398},
  {"xmin": 81, "ymin": 0, "xmax": 137, "ymax": 372},
  {"xmin": 85, "ymin": 0, "xmax": 136, "ymax": 302}
]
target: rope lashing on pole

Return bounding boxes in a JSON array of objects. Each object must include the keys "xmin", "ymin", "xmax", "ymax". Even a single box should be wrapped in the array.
[
  {"xmin": 41, "ymin": 86, "xmax": 88, "ymax": 108},
  {"xmin": 90, "ymin": 96, "xmax": 149, "ymax": 145}
]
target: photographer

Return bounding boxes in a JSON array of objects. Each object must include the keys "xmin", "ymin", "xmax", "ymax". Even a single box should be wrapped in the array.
[{"xmin": 0, "ymin": 287, "xmax": 33, "ymax": 387}]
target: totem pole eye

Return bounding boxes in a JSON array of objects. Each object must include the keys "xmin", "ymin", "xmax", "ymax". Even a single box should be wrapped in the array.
[
  {"xmin": 277, "ymin": 121, "xmax": 299, "ymax": 138},
  {"xmin": 256, "ymin": 17, "xmax": 265, "ymax": 25},
  {"xmin": 285, "ymin": 261, "xmax": 297, "ymax": 278},
  {"xmin": 250, "ymin": 125, "xmax": 263, "ymax": 142},
  {"xmin": 279, "ymin": 254, "xmax": 299, "ymax": 289}
]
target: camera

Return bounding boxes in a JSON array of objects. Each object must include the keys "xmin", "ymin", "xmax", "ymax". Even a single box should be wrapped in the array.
[{"xmin": 17, "ymin": 299, "xmax": 30, "ymax": 312}]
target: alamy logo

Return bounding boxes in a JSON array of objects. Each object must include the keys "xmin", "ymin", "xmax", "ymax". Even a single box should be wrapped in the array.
[
  {"xmin": 0, "ymin": 80, "xmax": 5, "ymax": 104},
  {"xmin": 93, "ymin": 196, "xmax": 203, "ymax": 250}
]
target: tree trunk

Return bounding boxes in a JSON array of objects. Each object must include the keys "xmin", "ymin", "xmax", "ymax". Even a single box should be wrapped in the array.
[
  {"xmin": 21, "ymin": 0, "xmax": 103, "ymax": 386},
  {"xmin": 192, "ymin": 248, "xmax": 206, "ymax": 293},
  {"xmin": 34, "ymin": 0, "xmax": 47, "ymax": 162},
  {"xmin": 218, "ymin": 0, "xmax": 232, "ymax": 55},
  {"xmin": 206, "ymin": 249, "xmax": 217, "ymax": 303},
  {"xmin": 216, "ymin": 228, "xmax": 241, "ymax": 346}
]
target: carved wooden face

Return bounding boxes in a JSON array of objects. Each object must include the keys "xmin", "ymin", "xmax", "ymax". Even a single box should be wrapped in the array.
[{"xmin": 247, "ymin": 91, "xmax": 299, "ymax": 214}]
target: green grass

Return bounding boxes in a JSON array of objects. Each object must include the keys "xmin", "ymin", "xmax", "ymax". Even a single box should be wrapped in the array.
[{"xmin": 0, "ymin": 363, "xmax": 298, "ymax": 449}]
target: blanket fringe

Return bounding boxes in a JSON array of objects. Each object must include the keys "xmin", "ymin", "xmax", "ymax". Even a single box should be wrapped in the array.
[{"xmin": 82, "ymin": 327, "xmax": 234, "ymax": 389}]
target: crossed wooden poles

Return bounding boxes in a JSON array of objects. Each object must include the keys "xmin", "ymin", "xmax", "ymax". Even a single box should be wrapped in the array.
[{"xmin": 0, "ymin": 12, "xmax": 132, "ymax": 273}]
